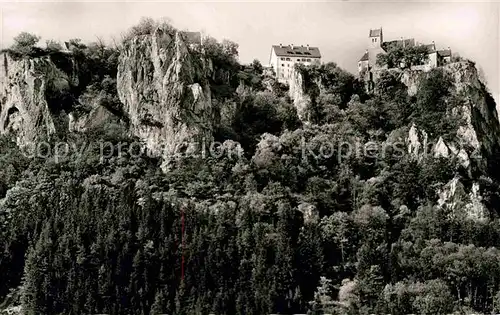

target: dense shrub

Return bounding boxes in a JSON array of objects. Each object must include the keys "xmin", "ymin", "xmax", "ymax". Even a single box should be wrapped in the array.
[
  {"xmin": 376, "ymin": 45, "xmax": 430, "ymax": 69},
  {"xmin": 11, "ymin": 32, "xmax": 41, "ymax": 55}
]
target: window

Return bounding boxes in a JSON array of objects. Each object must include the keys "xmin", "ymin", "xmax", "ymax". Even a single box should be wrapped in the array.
[
  {"xmin": 306, "ymin": 59, "xmax": 311, "ymax": 62},
  {"xmin": 280, "ymin": 57, "xmax": 285, "ymax": 60},
  {"xmin": 286, "ymin": 58, "xmax": 291, "ymax": 61},
  {"xmin": 281, "ymin": 64, "xmax": 284, "ymax": 67}
]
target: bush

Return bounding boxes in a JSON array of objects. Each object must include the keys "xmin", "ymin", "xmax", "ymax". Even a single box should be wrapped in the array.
[
  {"xmin": 121, "ymin": 17, "xmax": 176, "ymax": 43},
  {"xmin": 45, "ymin": 40, "xmax": 63, "ymax": 52},
  {"xmin": 10, "ymin": 32, "xmax": 41, "ymax": 55},
  {"xmin": 252, "ymin": 59, "xmax": 263, "ymax": 75},
  {"xmin": 376, "ymin": 45, "xmax": 429, "ymax": 69}
]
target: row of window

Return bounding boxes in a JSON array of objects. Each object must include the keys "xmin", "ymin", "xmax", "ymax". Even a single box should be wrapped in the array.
[
  {"xmin": 371, "ymin": 38, "xmax": 378, "ymax": 43},
  {"xmin": 280, "ymin": 57, "xmax": 312, "ymax": 62}
]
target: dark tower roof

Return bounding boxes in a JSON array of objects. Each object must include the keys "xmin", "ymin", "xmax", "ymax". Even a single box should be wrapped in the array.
[
  {"xmin": 369, "ymin": 28, "xmax": 382, "ymax": 37},
  {"xmin": 359, "ymin": 51, "xmax": 369, "ymax": 61}
]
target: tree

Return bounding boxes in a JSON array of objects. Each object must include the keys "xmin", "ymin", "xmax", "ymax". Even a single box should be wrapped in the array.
[
  {"xmin": 336, "ymin": 278, "xmax": 360, "ymax": 315},
  {"xmin": 122, "ymin": 17, "xmax": 175, "ymax": 43},
  {"xmin": 150, "ymin": 289, "xmax": 168, "ymax": 315},
  {"xmin": 45, "ymin": 39, "xmax": 63, "ymax": 52},
  {"xmin": 252, "ymin": 59, "xmax": 264, "ymax": 75},
  {"xmin": 376, "ymin": 45, "xmax": 429, "ymax": 69},
  {"xmin": 309, "ymin": 277, "xmax": 335, "ymax": 314},
  {"xmin": 412, "ymin": 280, "xmax": 454, "ymax": 315},
  {"xmin": 222, "ymin": 39, "xmax": 239, "ymax": 58}
]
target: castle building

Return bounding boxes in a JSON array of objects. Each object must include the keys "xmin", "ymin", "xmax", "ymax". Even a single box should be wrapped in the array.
[
  {"xmin": 269, "ymin": 44, "xmax": 321, "ymax": 83},
  {"xmin": 358, "ymin": 28, "xmax": 452, "ymax": 87}
]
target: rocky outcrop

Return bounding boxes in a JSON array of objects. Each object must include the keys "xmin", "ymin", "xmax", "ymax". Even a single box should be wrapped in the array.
[
  {"xmin": 288, "ymin": 68, "xmax": 312, "ymax": 122},
  {"xmin": 403, "ymin": 62, "xmax": 500, "ymax": 220},
  {"xmin": 400, "ymin": 70, "xmax": 420, "ymax": 96},
  {"xmin": 406, "ymin": 124, "xmax": 471, "ymax": 168},
  {"xmin": 446, "ymin": 62, "xmax": 500, "ymax": 173},
  {"xmin": 0, "ymin": 52, "xmax": 77, "ymax": 145},
  {"xmin": 402, "ymin": 62, "xmax": 500, "ymax": 171},
  {"xmin": 407, "ymin": 123, "xmax": 428, "ymax": 158},
  {"xmin": 433, "ymin": 136, "xmax": 470, "ymax": 168},
  {"xmin": 117, "ymin": 28, "xmax": 213, "ymax": 160},
  {"xmin": 437, "ymin": 177, "xmax": 488, "ymax": 222}
]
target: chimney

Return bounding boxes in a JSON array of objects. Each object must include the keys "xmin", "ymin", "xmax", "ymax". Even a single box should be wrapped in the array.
[
  {"xmin": 291, "ymin": 44, "xmax": 294, "ymax": 49},
  {"xmin": 307, "ymin": 44, "xmax": 310, "ymax": 50},
  {"xmin": 447, "ymin": 46, "xmax": 450, "ymax": 50},
  {"xmin": 279, "ymin": 43, "xmax": 282, "ymax": 48}
]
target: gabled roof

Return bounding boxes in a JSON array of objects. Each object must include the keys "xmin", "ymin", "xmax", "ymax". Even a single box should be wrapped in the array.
[
  {"xmin": 359, "ymin": 51, "xmax": 369, "ymax": 62},
  {"xmin": 438, "ymin": 49, "xmax": 452, "ymax": 57},
  {"xmin": 271, "ymin": 45, "xmax": 321, "ymax": 58},
  {"xmin": 369, "ymin": 29, "xmax": 382, "ymax": 37}
]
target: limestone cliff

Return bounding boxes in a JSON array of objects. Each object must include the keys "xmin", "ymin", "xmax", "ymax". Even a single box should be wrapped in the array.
[
  {"xmin": 288, "ymin": 67, "xmax": 312, "ymax": 122},
  {"xmin": 117, "ymin": 28, "xmax": 213, "ymax": 160},
  {"xmin": 0, "ymin": 52, "xmax": 77, "ymax": 145},
  {"xmin": 404, "ymin": 61, "xmax": 500, "ymax": 172}
]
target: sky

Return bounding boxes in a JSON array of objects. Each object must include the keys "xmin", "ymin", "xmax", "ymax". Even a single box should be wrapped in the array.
[{"xmin": 0, "ymin": 0, "xmax": 499, "ymax": 104}]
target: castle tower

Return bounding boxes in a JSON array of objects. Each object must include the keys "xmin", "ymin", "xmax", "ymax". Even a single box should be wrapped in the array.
[{"xmin": 367, "ymin": 27, "xmax": 385, "ymax": 67}]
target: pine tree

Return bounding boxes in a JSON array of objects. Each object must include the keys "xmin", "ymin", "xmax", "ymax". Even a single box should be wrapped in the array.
[{"xmin": 150, "ymin": 289, "xmax": 166, "ymax": 315}]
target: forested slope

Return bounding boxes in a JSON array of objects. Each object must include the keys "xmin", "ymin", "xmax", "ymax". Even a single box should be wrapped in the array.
[{"xmin": 1, "ymin": 18, "xmax": 500, "ymax": 315}]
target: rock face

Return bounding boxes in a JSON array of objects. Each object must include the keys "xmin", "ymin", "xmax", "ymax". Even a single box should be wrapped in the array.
[
  {"xmin": 402, "ymin": 61, "xmax": 500, "ymax": 172},
  {"xmin": 437, "ymin": 177, "xmax": 488, "ymax": 222},
  {"xmin": 403, "ymin": 62, "xmax": 500, "ymax": 221},
  {"xmin": 400, "ymin": 70, "xmax": 420, "ymax": 96},
  {"xmin": 117, "ymin": 28, "xmax": 213, "ymax": 159},
  {"xmin": 446, "ymin": 62, "xmax": 500, "ymax": 171},
  {"xmin": 0, "ymin": 52, "xmax": 77, "ymax": 145},
  {"xmin": 407, "ymin": 123, "xmax": 428, "ymax": 159},
  {"xmin": 288, "ymin": 68, "xmax": 312, "ymax": 122}
]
